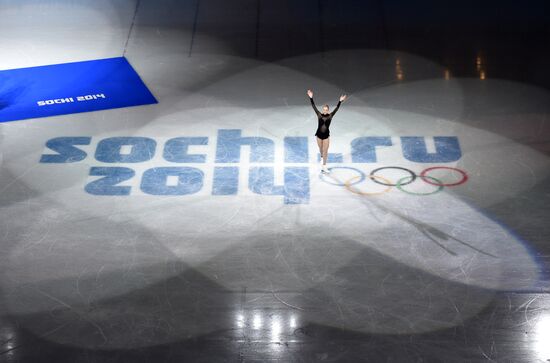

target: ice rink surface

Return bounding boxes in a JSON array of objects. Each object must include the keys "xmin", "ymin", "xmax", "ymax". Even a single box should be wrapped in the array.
[{"xmin": 1, "ymin": 1, "xmax": 550, "ymax": 362}]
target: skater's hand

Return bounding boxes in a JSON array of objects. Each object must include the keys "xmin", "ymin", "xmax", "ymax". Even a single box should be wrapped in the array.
[
  {"xmin": 339, "ymin": 94, "xmax": 347, "ymax": 102},
  {"xmin": 307, "ymin": 89, "xmax": 313, "ymax": 98}
]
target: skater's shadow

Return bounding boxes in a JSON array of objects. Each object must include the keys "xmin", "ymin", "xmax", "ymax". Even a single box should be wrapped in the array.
[{"xmin": 324, "ymin": 172, "xmax": 497, "ymax": 258}]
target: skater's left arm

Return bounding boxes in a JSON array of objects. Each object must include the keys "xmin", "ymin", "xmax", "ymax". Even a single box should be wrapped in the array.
[{"xmin": 331, "ymin": 94, "xmax": 347, "ymax": 116}]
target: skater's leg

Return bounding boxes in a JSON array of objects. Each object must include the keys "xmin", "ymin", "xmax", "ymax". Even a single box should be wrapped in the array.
[
  {"xmin": 316, "ymin": 137, "xmax": 324, "ymax": 164},
  {"xmin": 322, "ymin": 138, "xmax": 330, "ymax": 165},
  {"xmin": 322, "ymin": 138, "xmax": 330, "ymax": 172}
]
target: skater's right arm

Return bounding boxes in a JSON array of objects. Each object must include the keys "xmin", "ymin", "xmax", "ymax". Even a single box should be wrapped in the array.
[{"xmin": 307, "ymin": 89, "xmax": 321, "ymax": 116}]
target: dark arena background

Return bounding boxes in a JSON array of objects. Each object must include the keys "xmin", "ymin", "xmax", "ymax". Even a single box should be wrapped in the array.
[{"xmin": 1, "ymin": 1, "xmax": 550, "ymax": 362}]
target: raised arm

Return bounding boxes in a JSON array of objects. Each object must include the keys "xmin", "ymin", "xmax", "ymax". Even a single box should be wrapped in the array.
[
  {"xmin": 307, "ymin": 89, "xmax": 321, "ymax": 116},
  {"xmin": 331, "ymin": 94, "xmax": 347, "ymax": 116},
  {"xmin": 331, "ymin": 101, "xmax": 342, "ymax": 116}
]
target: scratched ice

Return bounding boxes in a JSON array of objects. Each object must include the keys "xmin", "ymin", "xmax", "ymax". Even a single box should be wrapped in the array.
[{"xmin": 0, "ymin": 49, "xmax": 549, "ymax": 349}]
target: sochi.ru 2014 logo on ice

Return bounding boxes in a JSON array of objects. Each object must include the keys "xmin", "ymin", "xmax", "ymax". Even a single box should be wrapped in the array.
[{"xmin": 39, "ymin": 129, "xmax": 463, "ymax": 204}]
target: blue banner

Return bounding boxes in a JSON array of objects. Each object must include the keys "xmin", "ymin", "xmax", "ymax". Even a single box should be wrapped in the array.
[{"xmin": 0, "ymin": 57, "xmax": 157, "ymax": 123}]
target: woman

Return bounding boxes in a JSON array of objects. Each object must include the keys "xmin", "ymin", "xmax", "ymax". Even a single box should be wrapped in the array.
[{"xmin": 307, "ymin": 89, "xmax": 347, "ymax": 173}]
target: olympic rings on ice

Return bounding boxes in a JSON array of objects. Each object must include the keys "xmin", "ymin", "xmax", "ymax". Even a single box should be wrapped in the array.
[
  {"xmin": 319, "ymin": 165, "xmax": 469, "ymax": 196},
  {"xmin": 319, "ymin": 166, "xmax": 366, "ymax": 186},
  {"xmin": 345, "ymin": 175, "xmax": 393, "ymax": 196},
  {"xmin": 420, "ymin": 166, "xmax": 468, "ymax": 187},
  {"xmin": 396, "ymin": 175, "xmax": 444, "ymax": 196},
  {"xmin": 370, "ymin": 166, "xmax": 417, "ymax": 186}
]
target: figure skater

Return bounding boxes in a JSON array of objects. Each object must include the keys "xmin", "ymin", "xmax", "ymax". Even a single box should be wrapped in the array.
[{"xmin": 307, "ymin": 89, "xmax": 347, "ymax": 173}]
